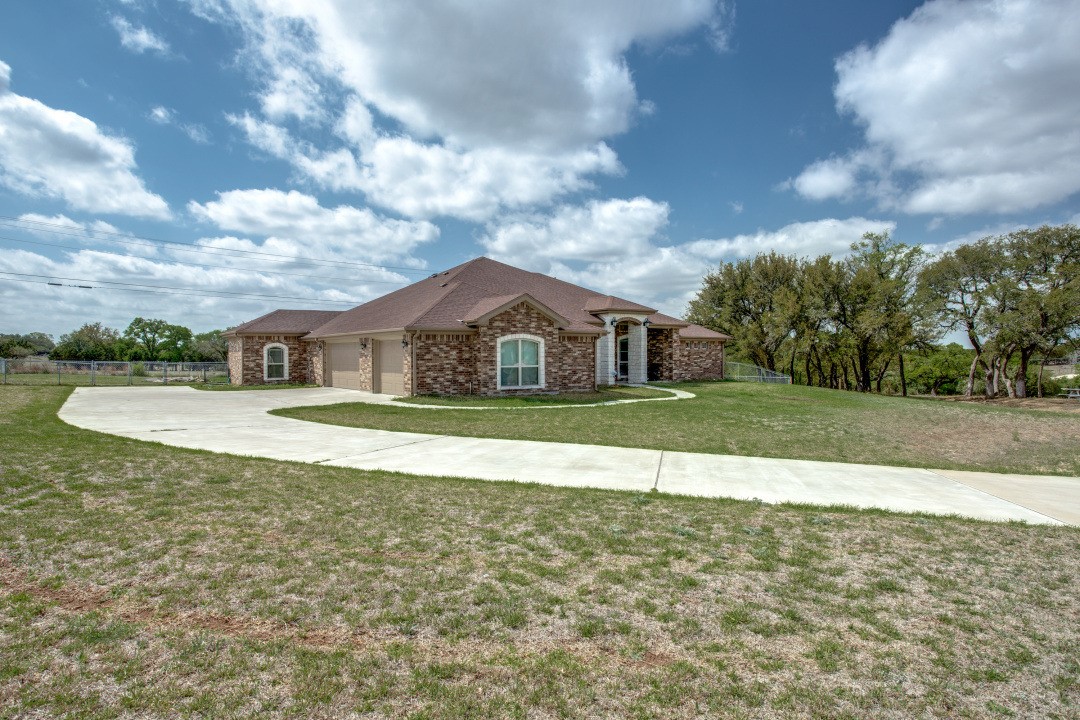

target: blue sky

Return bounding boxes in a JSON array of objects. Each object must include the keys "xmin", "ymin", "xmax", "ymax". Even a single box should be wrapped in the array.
[{"xmin": 1, "ymin": 0, "xmax": 1078, "ymax": 338}]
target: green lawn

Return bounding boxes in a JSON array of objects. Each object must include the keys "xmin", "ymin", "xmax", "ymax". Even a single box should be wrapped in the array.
[
  {"xmin": 0, "ymin": 385, "xmax": 1078, "ymax": 718},
  {"xmin": 277, "ymin": 381, "xmax": 1080, "ymax": 476},
  {"xmin": 396, "ymin": 385, "xmax": 670, "ymax": 407}
]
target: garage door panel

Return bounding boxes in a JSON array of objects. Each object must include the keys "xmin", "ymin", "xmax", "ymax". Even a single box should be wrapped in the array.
[
  {"xmin": 377, "ymin": 340, "xmax": 404, "ymax": 395},
  {"xmin": 329, "ymin": 343, "xmax": 361, "ymax": 390}
]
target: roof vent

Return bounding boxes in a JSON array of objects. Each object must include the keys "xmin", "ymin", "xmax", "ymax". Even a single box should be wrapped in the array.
[
  {"xmin": 442, "ymin": 271, "xmax": 450, "ymax": 275},
  {"xmin": 440, "ymin": 282, "xmax": 448, "ymax": 287}
]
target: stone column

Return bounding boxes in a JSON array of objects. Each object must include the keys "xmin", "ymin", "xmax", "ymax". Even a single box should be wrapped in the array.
[
  {"xmin": 628, "ymin": 322, "xmax": 647, "ymax": 383},
  {"xmin": 595, "ymin": 320, "xmax": 615, "ymax": 385}
]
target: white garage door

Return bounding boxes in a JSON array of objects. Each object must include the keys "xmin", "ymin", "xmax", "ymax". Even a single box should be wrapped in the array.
[
  {"xmin": 376, "ymin": 339, "xmax": 405, "ymax": 395},
  {"xmin": 328, "ymin": 342, "xmax": 362, "ymax": 390}
]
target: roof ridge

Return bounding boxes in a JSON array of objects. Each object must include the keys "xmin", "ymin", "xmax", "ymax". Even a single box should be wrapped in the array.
[{"xmin": 406, "ymin": 280, "xmax": 462, "ymax": 328}]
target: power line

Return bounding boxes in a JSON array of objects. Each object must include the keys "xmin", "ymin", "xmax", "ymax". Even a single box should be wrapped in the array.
[
  {"xmin": 0, "ymin": 215, "xmax": 433, "ymax": 275},
  {"xmin": 0, "ymin": 234, "xmax": 410, "ymax": 286},
  {"xmin": 0, "ymin": 271, "xmax": 361, "ymax": 306}
]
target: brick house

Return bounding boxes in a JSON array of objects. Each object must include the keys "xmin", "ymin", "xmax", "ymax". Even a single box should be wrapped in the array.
[{"xmin": 224, "ymin": 257, "xmax": 729, "ymax": 395}]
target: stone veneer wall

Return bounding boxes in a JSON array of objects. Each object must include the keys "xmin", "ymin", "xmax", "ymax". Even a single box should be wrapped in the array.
[
  {"xmin": 646, "ymin": 328, "xmax": 676, "ymax": 381},
  {"xmin": 227, "ymin": 337, "xmax": 244, "ymax": 385},
  {"xmin": 308, "ymin": 341, "xmax": 325, "ymax": 386},
  {"xmin": 231, "ymin": 334, "xmax": 316, "ymax": 385},
  {"xmin": 675, "ymin": 339, "xmax": 725, "ymax": 380},
  {"xmin": 358, "ymin": 341, "xmax": 374, "ymax": 392}
]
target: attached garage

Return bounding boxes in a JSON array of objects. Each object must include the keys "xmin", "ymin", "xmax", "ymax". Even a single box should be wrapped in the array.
[
  {"xmin": 375, "ymin": 339, "xmax": 405, "ymax": 395},
  {"xmin": 327, "ymin": 342, "xmax": 362, "ymax": 390}
]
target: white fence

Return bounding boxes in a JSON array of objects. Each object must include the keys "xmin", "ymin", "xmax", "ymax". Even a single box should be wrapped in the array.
[
  {"xmin": 724, "ymin": 361, "xmax": 792, "ymax": 384},
  {"xmin": 0, "ymin": 358, "xmax": 229, "ymax": 386}
]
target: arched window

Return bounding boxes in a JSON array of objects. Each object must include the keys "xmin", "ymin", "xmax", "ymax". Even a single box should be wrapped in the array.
[
  {"xmin": 498, "ymin": 335, "xmax": 544, "ymax": 389},
  {"xmin": 264, "ymin": 343, "xmax": 288, "ymax": 381}
]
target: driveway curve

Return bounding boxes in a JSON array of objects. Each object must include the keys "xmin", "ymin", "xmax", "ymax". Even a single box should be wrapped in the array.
[{"xmin": 58, "ymin": 386, "xmax": 1077, "ymax": 525}]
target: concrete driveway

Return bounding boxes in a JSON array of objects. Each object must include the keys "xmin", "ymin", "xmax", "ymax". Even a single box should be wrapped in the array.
[{"xmin": 58, "ymin": 386, "xmax": 1079, "ymax": 525}]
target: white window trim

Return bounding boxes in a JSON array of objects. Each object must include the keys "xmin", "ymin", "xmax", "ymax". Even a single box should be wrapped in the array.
[
  {"xmin": 497, "ymin": 334, "xmax": 545, "ymax": 390},
  {"xmin": 263, "ymin": 342, "xmax": 289, "ymax": 381}
]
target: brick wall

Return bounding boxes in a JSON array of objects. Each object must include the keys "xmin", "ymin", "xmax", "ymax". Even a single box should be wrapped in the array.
[
  {"xmin": 405, "ymin": 303, "xmax": 597, "ymax": 396},
  {"xmin": 675, "ymin": 339, "xmax": 725, "ymax": 380},
  {"xmin": 414, "ymin": 333, "xmax": 476, "ymax": 395},
  {"xmin": 647, "ymin": 328, "xmax": 676, "ymax": 381},
  {"xmin": 553, "ymin": 334, "xmax": 596, "ymax": 391},
  {"xmin": 474, "ymin": 303, "xmax": 561, "ymax": 395},
  {"xmin": 230, "ymin": 334, "xmax": 316, "ymax": 385}
]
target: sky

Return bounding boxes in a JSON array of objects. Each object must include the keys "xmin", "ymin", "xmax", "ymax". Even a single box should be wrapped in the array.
[{"xmin": 1, "ymin": 0, "xmax": 1079, "ymax": 339}]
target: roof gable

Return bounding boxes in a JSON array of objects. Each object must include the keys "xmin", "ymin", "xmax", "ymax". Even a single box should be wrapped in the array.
[{"xmin": 462, "ymin": 293, "xmax": 570, "ymax": 327}]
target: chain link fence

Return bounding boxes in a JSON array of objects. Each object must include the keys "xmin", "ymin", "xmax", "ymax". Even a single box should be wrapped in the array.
[
  {"xmin": 0, "ymin": 358, "xmax": 229, "ymax": 386},
  {"xmin": 724, "ymin": 361, "xmax": 792, "ymax": 384}
]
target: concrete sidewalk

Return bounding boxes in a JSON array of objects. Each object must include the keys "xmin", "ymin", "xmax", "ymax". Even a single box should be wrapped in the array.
[{"xmin": 58, "ymin": 386, "xmax": 1078, "ymax": 525}]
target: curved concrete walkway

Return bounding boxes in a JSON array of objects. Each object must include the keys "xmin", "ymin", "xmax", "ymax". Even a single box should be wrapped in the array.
[{"xmin": 58, "ymin": 386, "xmax": 1079, "ymax": 526}]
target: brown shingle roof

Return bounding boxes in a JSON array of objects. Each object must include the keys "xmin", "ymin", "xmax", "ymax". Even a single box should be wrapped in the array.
[
  {"xmin": 678, "ymin": 323, "xmax": 732, "ymax": 340},
  {"xmin": 304, "ymin": 257, "xmax": 728, "ymax": 341},
  {"xmin": 224, "ymin": 309, "xmax": 342, "ymax": 336},
  {"xmin": 583, "ymin": 295, "xmax": 656, "ymax": 314}
]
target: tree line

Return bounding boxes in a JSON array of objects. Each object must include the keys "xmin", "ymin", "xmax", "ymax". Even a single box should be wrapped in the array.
[
  {"xmin": 687, "ymin": 224, "xmax": 1080, "ymax": 398},
  {"xmin": 1, "ymin": 318, "xmax": 230, "ymax": 363}
]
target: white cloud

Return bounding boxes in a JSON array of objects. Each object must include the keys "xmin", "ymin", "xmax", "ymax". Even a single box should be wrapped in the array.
[
  {"xmin": 687, "ymin": 217, "xmax": 897, "ymax": 260},
  {"xmin": 110, "ymin": 16, "xmax": 170, "ymax": 55},
  {"xmin": 789, "ymin": 157, "xmax": 858, "ymax": 201},
  {"xmin": 0, "ymin": 60, "xmax": 10, "ymax": 93},
  {"xmin": 187, "ymin": 188, "xmax": 439, "ymax": 263},
  {"xmin": 231, "ymin": 1, "xmax": 723, "ymax": 151},
  {"xmin": 0, "ymin": 243, "xmax": 368, "ymax": 338},
  {"xmin": 0, "ymin": 61, "xmax": 170, "ymax": 219},
  {"xmin": 708, "ymin": 1, "xmax": 737, "ymax": 53},
  {"xmin": 791, "ymin": 0, "xmax": 1080, "ymax": 215},
  {"xmin": 229, "ymin": 112, "xmax": 622, "ymax": 221},
  {"xmin": 149, "ymin": 105, "xmax": 173, "ymax": 124},
  {"xmin": 482, "ymin": 205, "xmax": 897, "ymax": 317},
  {"xmin": 149, "ymin": 105, "xmax": 210, "ymax": 144},
  {"xmin": 17, "ymin": 213, "xmax": 122, "ymax": 241},
  {"xmin": 483, "ymin": 198, "xmax": 670, "ymax": 266},
  {"xmin": 260, "ymin": 66, "xmax": 324, "ymax": 122},
  {"xmin": 198, "ymin": 1, "xmax": 730, "ymax": 221}
]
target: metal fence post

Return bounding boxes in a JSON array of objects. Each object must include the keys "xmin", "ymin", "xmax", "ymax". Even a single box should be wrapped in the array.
[
  {"xmin": 57, "ymin": 361, "xmax": 61, "ymax": 385},
  {"xmin": 164, "ymin": 363, "xmax": 168, "ymax": 385},
  {"xmin": 1, "ymin": 359, "xmax": 6, "ymax": 385},
  {"xmin": 127, "ymin": 361, "xmax": 132, "ymax": 386},
  {"xmin": 91, "ymin": 360, "xmax": 96, "ymax": 386}
]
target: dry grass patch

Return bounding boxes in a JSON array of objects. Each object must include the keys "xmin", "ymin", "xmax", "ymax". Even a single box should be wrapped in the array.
[{"xmin": 1, "ymin": 385, "xmax": 1079, "ymax": 718}]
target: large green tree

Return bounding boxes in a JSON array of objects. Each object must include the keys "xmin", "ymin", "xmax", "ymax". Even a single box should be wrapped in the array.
[
  {"xmin": 50, "ymin": 323, "xmax": 123, "ymax": 361},
  {"xmin": 687, "ymin": 252, "xmax": 801, "ymax": 371},
  {"xmin": 832, "ymin": 232, "xmax": 933, "ymax": 393},
  {"xmin": 0, "ymin": 332, "xmax": 54, "ymax": 358},
  {"xmin": 123, "ymin": 317, "xmax": 170, "ymax": 360},
  {"xmin": 192, "ymin": 329, "xmax": 229, "ymax": 362},
  {"xmin": 919, "ymin": 224, "xmax": 1080, "ymax": 398}
]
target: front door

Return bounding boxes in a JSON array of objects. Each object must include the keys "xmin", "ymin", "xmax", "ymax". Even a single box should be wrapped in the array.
[{"xmin": 617, "ymin": 336, "xmax": 629, "ymax": 380}]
